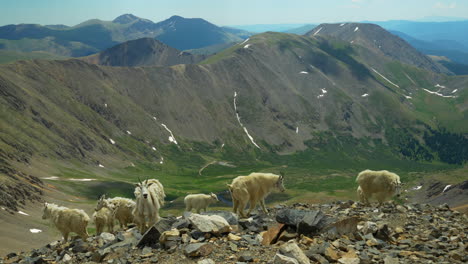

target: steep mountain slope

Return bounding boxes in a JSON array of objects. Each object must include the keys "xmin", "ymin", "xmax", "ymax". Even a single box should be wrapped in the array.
[
  {"xmin": 0, "ymin": 14, "xmax": 249, "ymax": 58},
  {"xmin": 1, "ymin": 30, "xmax": 467, "ymax": 213},
  {"xmin": 81, "ymin": 38, "xmax": 206, "ymax": 67},
  {"xmin": 306, "ymin": 23, "xmax": 451, "ymax": 75}
]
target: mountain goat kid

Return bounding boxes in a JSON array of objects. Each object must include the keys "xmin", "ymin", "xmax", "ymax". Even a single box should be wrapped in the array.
[
  {"xmin": 133, "ymin": 178, "xmax": 165, "ymax": 233},
  {"xmin": 42, "ymin": 202, "xmax": 90, "ymax": 241},
  {"xmin": 93, "ymin": 204, "xmax": 114, "ymax": 235},
  {"xmin": 356, "ymin": 169, "xmax": 402, "ymax": 206},
  {"xmin": 184, "ymin": 193, "xmax": 219, "ymax": 213},
  {"xmin": 228, "ymin": 172, "xmax": 285, "ymax": 218},
  {"xmin": 96, "ymin": 195, "xmax": 135, "ymax": 229}
]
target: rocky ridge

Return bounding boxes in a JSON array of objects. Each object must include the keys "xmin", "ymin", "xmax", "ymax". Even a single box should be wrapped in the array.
[{"xmin": 2, "ymin": 202, "xmax": 466, "ymax": 264}]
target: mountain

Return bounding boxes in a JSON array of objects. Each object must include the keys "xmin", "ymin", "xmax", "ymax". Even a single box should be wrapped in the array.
[
  {"xmin": 0, "ymin": 14, "xmax": 249, "ymax": 59},
  {"xmin": 374, "ymin": 20, "xmax": 468, "ymax": 51},
  {"xmin": 229, "ymin": 24, "xmax": 307, "ymax": 33},
  {"xmin": 81, "ymin": 38, "xmax": 206, "ymax": 67},
  {"xmin": 390, "ymin": 30, "xmax": 468, "ymax": 66},
  {"xmin": 284, "ymin": 24, "xmax": 317, "ymax": 35},
  {"xmin": 1, "ymin": 26, "xmax": 468, "ymax": 254},
  {"xmin": 306, "ymin": 23, "xmax": 452, "ymax": 75}
]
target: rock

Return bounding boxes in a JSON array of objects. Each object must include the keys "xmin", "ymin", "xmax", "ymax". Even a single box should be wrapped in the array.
[
  {"xmin": 239, "ymin": 217, "xmax": 261, "ymax": 232},
  {"xmin": 325, "ymin": 216, "xmax": 362, "ymax": 238},
  {"xmin": 272, "ymin": 253, "xmax": 300, "ymax": 264},
  {"xmin": 159, "ymin": 228, "xmax": 180, "ymax": 244},
  {"xmin": 277, "ymin": 230, "xmax": 297, "ymax": 242},
  {"xmin": 184, "ymin": 243, "xmax": 214, "ymax": 258},
  {"xmin": 228, "ymin": 233, "xmax": 242, "ymax": 241},
  {"xmin": 198, "ymin": 259, "xmax": 216, "ymax": 264},
  {"xmin": 276, "ymin": 209, "xmax": 309, "ymax": 226},
  {"xmin": 188, "ymin": 214, "xmax": 231, "ymax": 234},
  {"xmin": 383, "ymin": 256, "xmax": 399, "ymax": 264},
  {"xmin": 229, "ymin": 241, "xmax": 238, "ymax": 252},
  {"xmin": 279, "ymin": 240, "xmax": 310, "ymax": 264},
  {"xmin": 100, "ymin": 232, "xmax": 116, "ymax": 244},
  {"xmin": 6, "ymin": 252, "xmax": 17, "ymax": 259},
  {"xmin": 238, "ymin": 255, "xmax": 254, "ymax": 262},
  {"xmin": 359, "ymin": 221, "xmax": 378, "ymax": 235},
  {"xmin": 338, "ymin": 258, "xmax": 359, "ymax": 264},
  {"xmin": 309, "ymin": 254, "xmax": 330, "ymax": 264},
  {"xmin": 297, "ymin": 211, "xmax": 334, "ymax": 236},
  {"xmin": 201, "ymin": 211, "xmax": 239, "ymax": 225},
  {"xmin": 137, "ymin": 226, "xmax": 161, "ymax": 247},
  {"xmin": 324, "ymin": 246, "xmax": 341, "ymax": 261},
  {"xmin": 374, "ymin": 224, "xmax": 392, "ymax": 241},
  {"xmin": 172, "ymin": 218, "xmax": 190, "ymax": 230},
  {"xmin": 62, "ymin": 254, "xmax": 72, "ymax": 263},
  {"xmin": 262, "ymin": 223, "xmax": 286, "ymax": 245},
  {"xmin": 141, "ymin": 246, "xmax": 152, "ymax": 255},
  {"xmin": 394, "ymin": 227, "xmax": 404, "ymax": 234}
]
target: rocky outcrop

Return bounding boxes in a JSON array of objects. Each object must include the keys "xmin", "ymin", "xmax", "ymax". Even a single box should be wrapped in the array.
[{"xmin": 2, "ymin": 202, "xmax": 467, "ymax": 263}]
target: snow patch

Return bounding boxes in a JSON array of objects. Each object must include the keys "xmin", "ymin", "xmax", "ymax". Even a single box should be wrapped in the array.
[
  {"xmin": 244, "ymin": 44, "xmax": 251, "ymax": 49},
  {"xmin": 423, "ymin": 88, "xmax": 457, "ymax": 98},
  {"xmin": 69, "ymin": 178, "xmax": 95, "ymax": 182},
  {"xmin": 152, "ymin": 146, "xmax": 157, "ymax": 151},
  {"xmin": 321, "ymin": 88, "xmax": 327, "ymax": 94},
  {"xmin": 299, "ymin": 71, "xmax": 308, "ymax": 74},
  {"xmin": 240, "ymin": 38, "xmax": 250, "ymax": 45},
  {"xmin": 130, "ymin": 162, "xmax": 135, "ymax": 167},
  {"xmin": 153, "ymin": 116, "xmax": 157, "ymax": 121},
  {"xmin": 317, "ymin": 94, "xmax": 325, "ymax": 99},
  {"xmin": 354, "ymin": 27, "xmax": 359, "ymax": 32},
  {"xmin": 412, "ymin": 185, "xmax": 422, "ymax": 190},
  {"xmin": 340, "ymin": 23, "xmax": 346, "ymax": 26},
  {"xmin": 435, "ymin": 84, "xmax": 446, "ymax": 89},
  {"xmin": 30, "ymin": 229, "xmax": 42, "ymax": 233},
  {"xmin": 221, "ymin": 143, "xmax": 225, "ymax": 148},
  {"xmin": 442, "ymin": 185, "xmax": 452, "ymax": 193},
  {"xmin": 42, "ymin": 176, "xmax": 59, "ymax": 180},
  {"xmin": 159, "ymin": 157, "xmax": 164, "ymax": 164},
  {"xmin": 361, "ymin": 93, "xmax": 369, "ymax": 97},
  {"xmin": 18, "ymin": 211, "xmax": 29, "ymax": 216},
  {"xmin": 109, "ymin": 138, "xmax": 115, "ymax": 145},
  {"xmin": 104, "ymin": 103, "xmax": 107, "ymax": 108},
  {"xmin": 295, "ymin": 127, "xmax": 299, "ymax": 134},
  {"xmin": 161, "ymin": 124, "xmax": 178, "ymax": 145},
  {"xmin": 98, "ymin": 164, "xmax": 104, "ymax": 168},
  {"xmin": 452, "ymin": 89, "xmax": 458, "ymax": 93},
  {"xmin": 371, "ymin": 68, "xmax": 399, "ymax": 88},
  {"xmin": 126, "ymin": 130, "xmax": 132, "ymax": 135},
  {"xmin": 404, "ymin": 95, "xmax": 412, "ymax": 99},
  {"xmin": 1, "ymin": 207, "xmax": 5, "ymax": 210},
  {"xmin": 313, "ymin": 27, "xmax": 322, "ymax": 36},
  {"xmin": 233, "ymin": 92, "xmax": 260, "ymax": 149}
]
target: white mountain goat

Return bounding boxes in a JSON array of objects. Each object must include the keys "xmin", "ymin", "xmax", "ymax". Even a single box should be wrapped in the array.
[
  {"xmin": 184, "ymin": 193, "xmax": 219, "ymax": 213},
  {"xmin": 42, "ymin": 202, "xmax": 90, "ymax": 241},
  {"xmin": 93, "ymin": 205, "xmax": 114, "ymax": 235},
  {"xmin": 96, "ymin": 195, "xmax": 135, "ymax": 229},
  {"xmin": 133, "ymin": 178, "xmax": 166, "ymax": 233},
  {"xmin": 228, "ymin": 172, "xmax": 285, "ymax": 218},
  {"xmin": 356, "ymin": 169, "xmax": 402, "ymax": 206}
]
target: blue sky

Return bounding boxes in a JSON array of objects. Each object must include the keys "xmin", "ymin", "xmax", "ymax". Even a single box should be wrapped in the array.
[{"xmin": 1, "ymin": 0, "xmax": 467, "ymax": 26}]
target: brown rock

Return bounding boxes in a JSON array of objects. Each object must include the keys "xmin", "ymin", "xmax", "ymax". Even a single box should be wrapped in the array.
[
  {"xmin": 325, "ymin": 246, "xmax": 341, "ymax": 261},
  {"xmin": 262, "ymin": 223, "xmax": 286, "ymax": 245}
]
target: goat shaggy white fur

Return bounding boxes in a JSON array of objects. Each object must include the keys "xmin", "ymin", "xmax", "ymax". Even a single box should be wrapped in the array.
[
  {"xmin": 228, "ymin": 172, "xmax": 285, "ymax": 218},
  {"xmin": 93, "ymin": 206, "xmax": 114, "ymax": 235},
  {"xmin": 96, "ymin": 195, "xmax": 135, "ymax": 229},
  {"xmin": 42, "ymin": 202, "xmax": 89, "ymax": 241},
  {"xmin": 133, "ymin": 178, "xmax": 165, "ymax": 233},
  {"xmin": 184, "ymin": 193, "xmax": 219, "ymax": 213},
  {"xmin": 356, "ymin": 169, "xmax": 402, "ymax": 206}
]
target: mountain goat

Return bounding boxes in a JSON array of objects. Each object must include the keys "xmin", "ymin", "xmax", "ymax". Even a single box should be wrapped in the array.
[
  {"xmin": 133, "ymin": 178, "xmax": 166, "ymax": 233},
  {"xmin": 228, "ymin": 172, "xmax": 285, "ymax": 218},
  {"xmin": 93, "ymin": 205, "xmax": 114, "ymax": 235},
  {"xmin": 356, "ymin": 169, "xmax": 402, "ymax": 206},
  {"xmin": 96, "ymin": 195, "xmax": 135, "ymax": 229},
  {"xmin": 42, "ymin": 202, "xmax": 90, "ymax": 241},
  {"xmin": 184, "ymin": 193, "xmax": 219, "ymax": 213}
]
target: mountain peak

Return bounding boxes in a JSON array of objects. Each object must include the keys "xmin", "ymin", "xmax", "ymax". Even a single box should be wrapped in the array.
[{"xmin": 113, "ymin": 14, "xmax": 143, "ymax": 24}]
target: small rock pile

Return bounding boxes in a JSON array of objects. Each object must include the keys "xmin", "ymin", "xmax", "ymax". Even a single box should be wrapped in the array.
[{"xmin": 1, "ymin": 202, "xmax": 466, "ymax": 264}]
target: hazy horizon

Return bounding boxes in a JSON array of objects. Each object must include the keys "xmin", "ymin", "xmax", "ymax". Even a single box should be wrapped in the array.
[{"xmin": 1, "ymin": 0, "xmax": 467, "ymax": 27}]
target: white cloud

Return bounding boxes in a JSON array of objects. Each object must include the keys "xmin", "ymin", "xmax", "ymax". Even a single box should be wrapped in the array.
[{"xmin": 434, "ymin": 2, "xmax": 457, "ymax": 9}]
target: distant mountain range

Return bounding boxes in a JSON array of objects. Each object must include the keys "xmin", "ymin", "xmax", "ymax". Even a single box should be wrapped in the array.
[
  {"xmin": 81, "ymin": 38, "xmax": 206, "ymax": 67},
  {"xmin": 0, "ymin": 14, "xmax": 250, "ymax": 58}
]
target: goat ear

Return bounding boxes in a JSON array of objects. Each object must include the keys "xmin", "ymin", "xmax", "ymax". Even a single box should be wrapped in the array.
[
  {"xmin": 147, "ymin": 182, "xmax": 154, "ymax": 186},
  {"xmin": 279, "ymin": 171, "xmax": 285, "ymax": 179}
]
